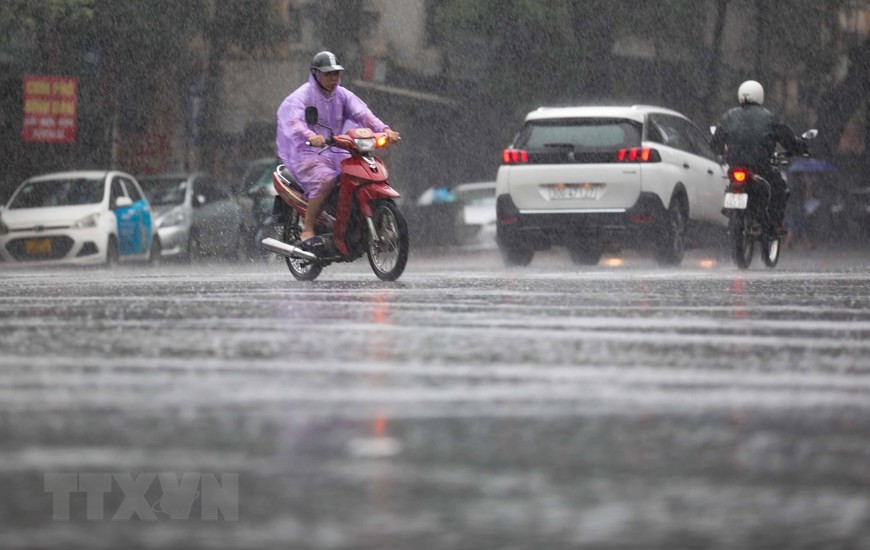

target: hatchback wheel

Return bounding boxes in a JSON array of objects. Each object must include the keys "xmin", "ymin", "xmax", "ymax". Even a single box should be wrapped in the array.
[{"xmin": 105, "ymin": 237, "xmax": 120, "ymax": 267}]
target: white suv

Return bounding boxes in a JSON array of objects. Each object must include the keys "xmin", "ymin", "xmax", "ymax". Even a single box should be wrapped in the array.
[{"xmin": 496, "ymin": 105, "xmax": 728, "ymax": 266}]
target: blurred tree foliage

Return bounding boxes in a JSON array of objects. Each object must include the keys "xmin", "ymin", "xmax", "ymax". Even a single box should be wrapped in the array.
[
  {"xmin": 0, "ymin": 0, "xmax": 93, "ymax": 71},
  {"xmin": 0, "ymin": 0, "xmax": 93, "ymax": 41},
  {"xmin": 433, "ymin": 0, "xmax": 708, "ymax": 114},
  {"xmin": 433, "ymin": 0, "xmax": 851, "ymax": 123},
  {"xmin": 89, "ymin": 1, "xmax": 207, "ymax": 133}
]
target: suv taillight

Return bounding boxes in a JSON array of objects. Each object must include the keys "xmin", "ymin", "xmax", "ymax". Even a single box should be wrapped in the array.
[
  {"xmin": 616, "ymin": 147, "xmax": 661, "ymax": 163},
  {"xmin": 502, "ymin": 149, "xmax": 529, "ymax": 165}
]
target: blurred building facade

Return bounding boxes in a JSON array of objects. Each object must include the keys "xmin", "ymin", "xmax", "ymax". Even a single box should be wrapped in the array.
[{"xmin": 208, "ymin": 0, "xmax": 868, "ymax": 196}]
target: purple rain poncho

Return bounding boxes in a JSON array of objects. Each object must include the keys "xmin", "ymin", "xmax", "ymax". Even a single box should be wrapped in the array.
[{"xmin": 276, "ymin": 73, "xmax": 390, "ymax": 199}]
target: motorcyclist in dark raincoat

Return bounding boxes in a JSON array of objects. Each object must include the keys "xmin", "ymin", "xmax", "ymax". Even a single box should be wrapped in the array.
[{"xmin": 711, "ymin": 80, "xmax": 808, "ymax": 233}]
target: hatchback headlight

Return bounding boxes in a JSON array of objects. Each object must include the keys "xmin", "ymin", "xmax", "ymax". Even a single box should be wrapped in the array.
[
  {"xmin": 355, "ymin": 138, "xmax": 375, "ymax": 152},
  {"xmin": 157, "ymin": 207, "xmax": 187, "ymax": 228},
  {"xmin": 73, "ymin": 213, "xmax": 100, "ymax": 229}
]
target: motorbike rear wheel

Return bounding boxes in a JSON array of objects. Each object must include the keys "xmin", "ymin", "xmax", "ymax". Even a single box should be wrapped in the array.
[
  {"xmin": 730, "ymin": 211, "xmax": 754, "ymax": 269},
  {"xmin": 283, "ymin": 211, "xmax": 322, "ymax": 281},
  {"xmin": 761, "ymin": 235, "xmax": 781, "ymax": 268},
  {"xmin": 367, "ymin": 200, "xmax": 409, "ymax": 281}
]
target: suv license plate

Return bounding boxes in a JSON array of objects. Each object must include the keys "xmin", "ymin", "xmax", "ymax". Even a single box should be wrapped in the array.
[
  {"xmin": 723, "ymin": 193, "xmax": 748, "ymax": 209},
  {"xmin": 547, "ymin": 183, "xmax": 603, "ymax": 200}
]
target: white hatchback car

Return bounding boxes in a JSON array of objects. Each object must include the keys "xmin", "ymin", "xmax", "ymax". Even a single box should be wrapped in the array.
[
  {"xmin": 496, "ymin": 105, "xmax": 728, "ymax": 266},
  {"xmin": 0, "ymin": 171, "xmax": 159, "ymax": 266}
]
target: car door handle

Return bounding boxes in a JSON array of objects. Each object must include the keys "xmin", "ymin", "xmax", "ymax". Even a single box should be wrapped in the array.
[
  {"xmin": 683, "ymin": 162, "xmax": 690, "ymax": 169},
  {"xmin": 708, "ymin": 169, "xmax": 714, "ymax": 175}
]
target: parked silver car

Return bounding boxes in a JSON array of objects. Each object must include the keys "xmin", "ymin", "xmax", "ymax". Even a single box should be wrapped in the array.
[
  {"xmin": 138, "ymin": 173, "xmax": 242, "ymax": 260},
  {"xmin": 453, "ymin": 181, "xmax": 497, "ymax": 248}
]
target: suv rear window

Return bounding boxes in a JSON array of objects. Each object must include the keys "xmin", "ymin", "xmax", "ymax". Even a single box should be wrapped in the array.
[
  {"xmin": 517, "ymin": 118, "xmax": 642, "ymax": 151},
  {"xmin": 514, "ymin": 118, "xmax": 642, "ymax": 164}
]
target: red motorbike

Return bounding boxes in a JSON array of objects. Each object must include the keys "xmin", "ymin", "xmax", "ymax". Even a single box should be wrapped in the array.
[{"xmin": 261, "ymin": 107, "xmax": 409, "ymax": 281}]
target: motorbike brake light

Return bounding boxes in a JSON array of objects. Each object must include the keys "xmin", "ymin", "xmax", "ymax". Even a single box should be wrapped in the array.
[
  {"xmin": 730, "ymin": 168, "xmax": 751, "ymax": 184},
  {"xmin": 617, "ymin": 147, "xmax": 660, "ymax": 163},
  {"xmin": 502, "ymin": 149, "xmax": 529, "ymax": 164}
]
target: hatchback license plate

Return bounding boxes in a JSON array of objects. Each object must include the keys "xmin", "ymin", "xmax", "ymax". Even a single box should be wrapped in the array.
[
  {"xmin": 723, "ymin": 193, "xmax": 748, "ymax": 209},
  {"xmin": 25, "ymin": 238, "xmax": 52, "ymax": 254}
]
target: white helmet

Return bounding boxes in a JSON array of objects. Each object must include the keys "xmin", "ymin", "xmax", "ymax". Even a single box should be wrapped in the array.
[{"xmin": 738, "ymin": 80, "xmax": 764, "ymax": 105}]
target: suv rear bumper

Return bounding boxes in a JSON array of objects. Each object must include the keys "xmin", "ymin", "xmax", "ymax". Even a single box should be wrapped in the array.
[{"xmin": 497, "ymin": 192, "xmax": 670, "ymax": 250}]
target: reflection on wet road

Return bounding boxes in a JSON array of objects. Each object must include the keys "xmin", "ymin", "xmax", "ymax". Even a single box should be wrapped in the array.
[{"xmin": 1, "ymin": 250, "xmax": 869, "ymax": 549}]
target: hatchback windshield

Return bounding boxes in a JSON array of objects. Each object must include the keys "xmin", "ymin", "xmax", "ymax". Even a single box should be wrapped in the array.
[
  {"xmin": 139, "ymin": 177, "xmax": 189, "ymax": 206},
  {"xmin": 518, "ymin": 118, "xmax": 642, "ymax": 151},
  {"xmin": 8, "ymin": 178, "xmax": 105, "ymax": 209}
]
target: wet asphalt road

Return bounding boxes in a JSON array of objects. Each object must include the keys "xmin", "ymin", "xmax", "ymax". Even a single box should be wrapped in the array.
[{"xmin": 1, "ymin": 245, "xmax": 870, "ymax": 549}]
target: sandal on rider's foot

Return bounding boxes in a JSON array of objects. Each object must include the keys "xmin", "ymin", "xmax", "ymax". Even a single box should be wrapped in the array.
[{"xmin": 300, "ymin": 235, "xmax": 326, "ymax": 253}]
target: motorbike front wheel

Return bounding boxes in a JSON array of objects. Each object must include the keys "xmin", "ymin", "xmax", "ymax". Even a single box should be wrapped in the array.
[
  {"xmin": 282, "ymin": 211, "xmax": 323, "ymax": 281},
  {"xmin": 730, "ymin": 211, "xmax": 754, "ymax": 269},
  {"xmin": 367, "ymin": 200, "xmax": 409, "ymax": 281}
]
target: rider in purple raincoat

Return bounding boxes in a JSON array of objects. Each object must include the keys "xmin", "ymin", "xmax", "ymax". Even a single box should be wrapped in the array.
[{"xmin": 276, "ymin": 51, "xmax": 400, "ymax": 245}]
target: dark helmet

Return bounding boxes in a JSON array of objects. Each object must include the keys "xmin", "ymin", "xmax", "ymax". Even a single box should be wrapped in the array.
[{"xmin": 311, "ymin": 51, "xmax": 345, "ymax": 73}]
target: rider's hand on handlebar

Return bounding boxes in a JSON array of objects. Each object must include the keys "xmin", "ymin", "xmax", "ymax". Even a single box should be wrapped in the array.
[
  {"xmin": 385, "ymin": 129, "xmax": 401, "ymax": 144},
  {"xmin": 797, "ymin": 138, "xmax": 810, "ymax": 157},
  {"xmin": 308, "ymin": 135, "xmax": 326, "ymax": 148}
]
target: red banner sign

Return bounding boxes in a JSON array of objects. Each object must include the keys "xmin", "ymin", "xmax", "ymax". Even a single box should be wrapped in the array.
[{"xmin": 22, "ymin": 75, "xmax": 78, "ymax": 143}]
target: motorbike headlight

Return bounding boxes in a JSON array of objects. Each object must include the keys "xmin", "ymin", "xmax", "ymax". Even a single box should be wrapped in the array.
[
  {"xmin": 355, "ymin": 138, "xmax": 375, "ymax": 152},
  {"xmin": 157, "ymin": 207, "xmax": 187, "ymax": 228},
  {"xmin": 73, "ymin": 213, "xmax": 100, "ymax": 229}
]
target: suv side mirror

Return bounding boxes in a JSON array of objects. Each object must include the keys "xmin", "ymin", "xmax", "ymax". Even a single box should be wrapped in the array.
[
  {"xmin": 114, "ymin": 196, "xmax": 133, "ymax": 209},
  {"xmin": 305, "ymin": 106, "xmax": 319, "ymax": 126}
]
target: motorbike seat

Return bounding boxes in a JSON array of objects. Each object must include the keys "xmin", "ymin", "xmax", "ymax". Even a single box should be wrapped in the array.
[{"xmin": 276, "ymin": 165, "xmax": 305, "ymax": 194}]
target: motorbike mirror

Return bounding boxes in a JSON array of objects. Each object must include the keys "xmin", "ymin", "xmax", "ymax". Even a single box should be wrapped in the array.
[
  {"xmin": 802, "ymin": 129, "xmax": 819, "ymax": 140},
  {"xmin": 305, "ymin": 106, "xmax": 319, "ymax": 126}
]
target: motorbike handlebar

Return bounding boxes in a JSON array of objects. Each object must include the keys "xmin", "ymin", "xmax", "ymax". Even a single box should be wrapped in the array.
[{"xmin": 304, "ymin": 136, "xmax": 336, "ymax": 147}]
